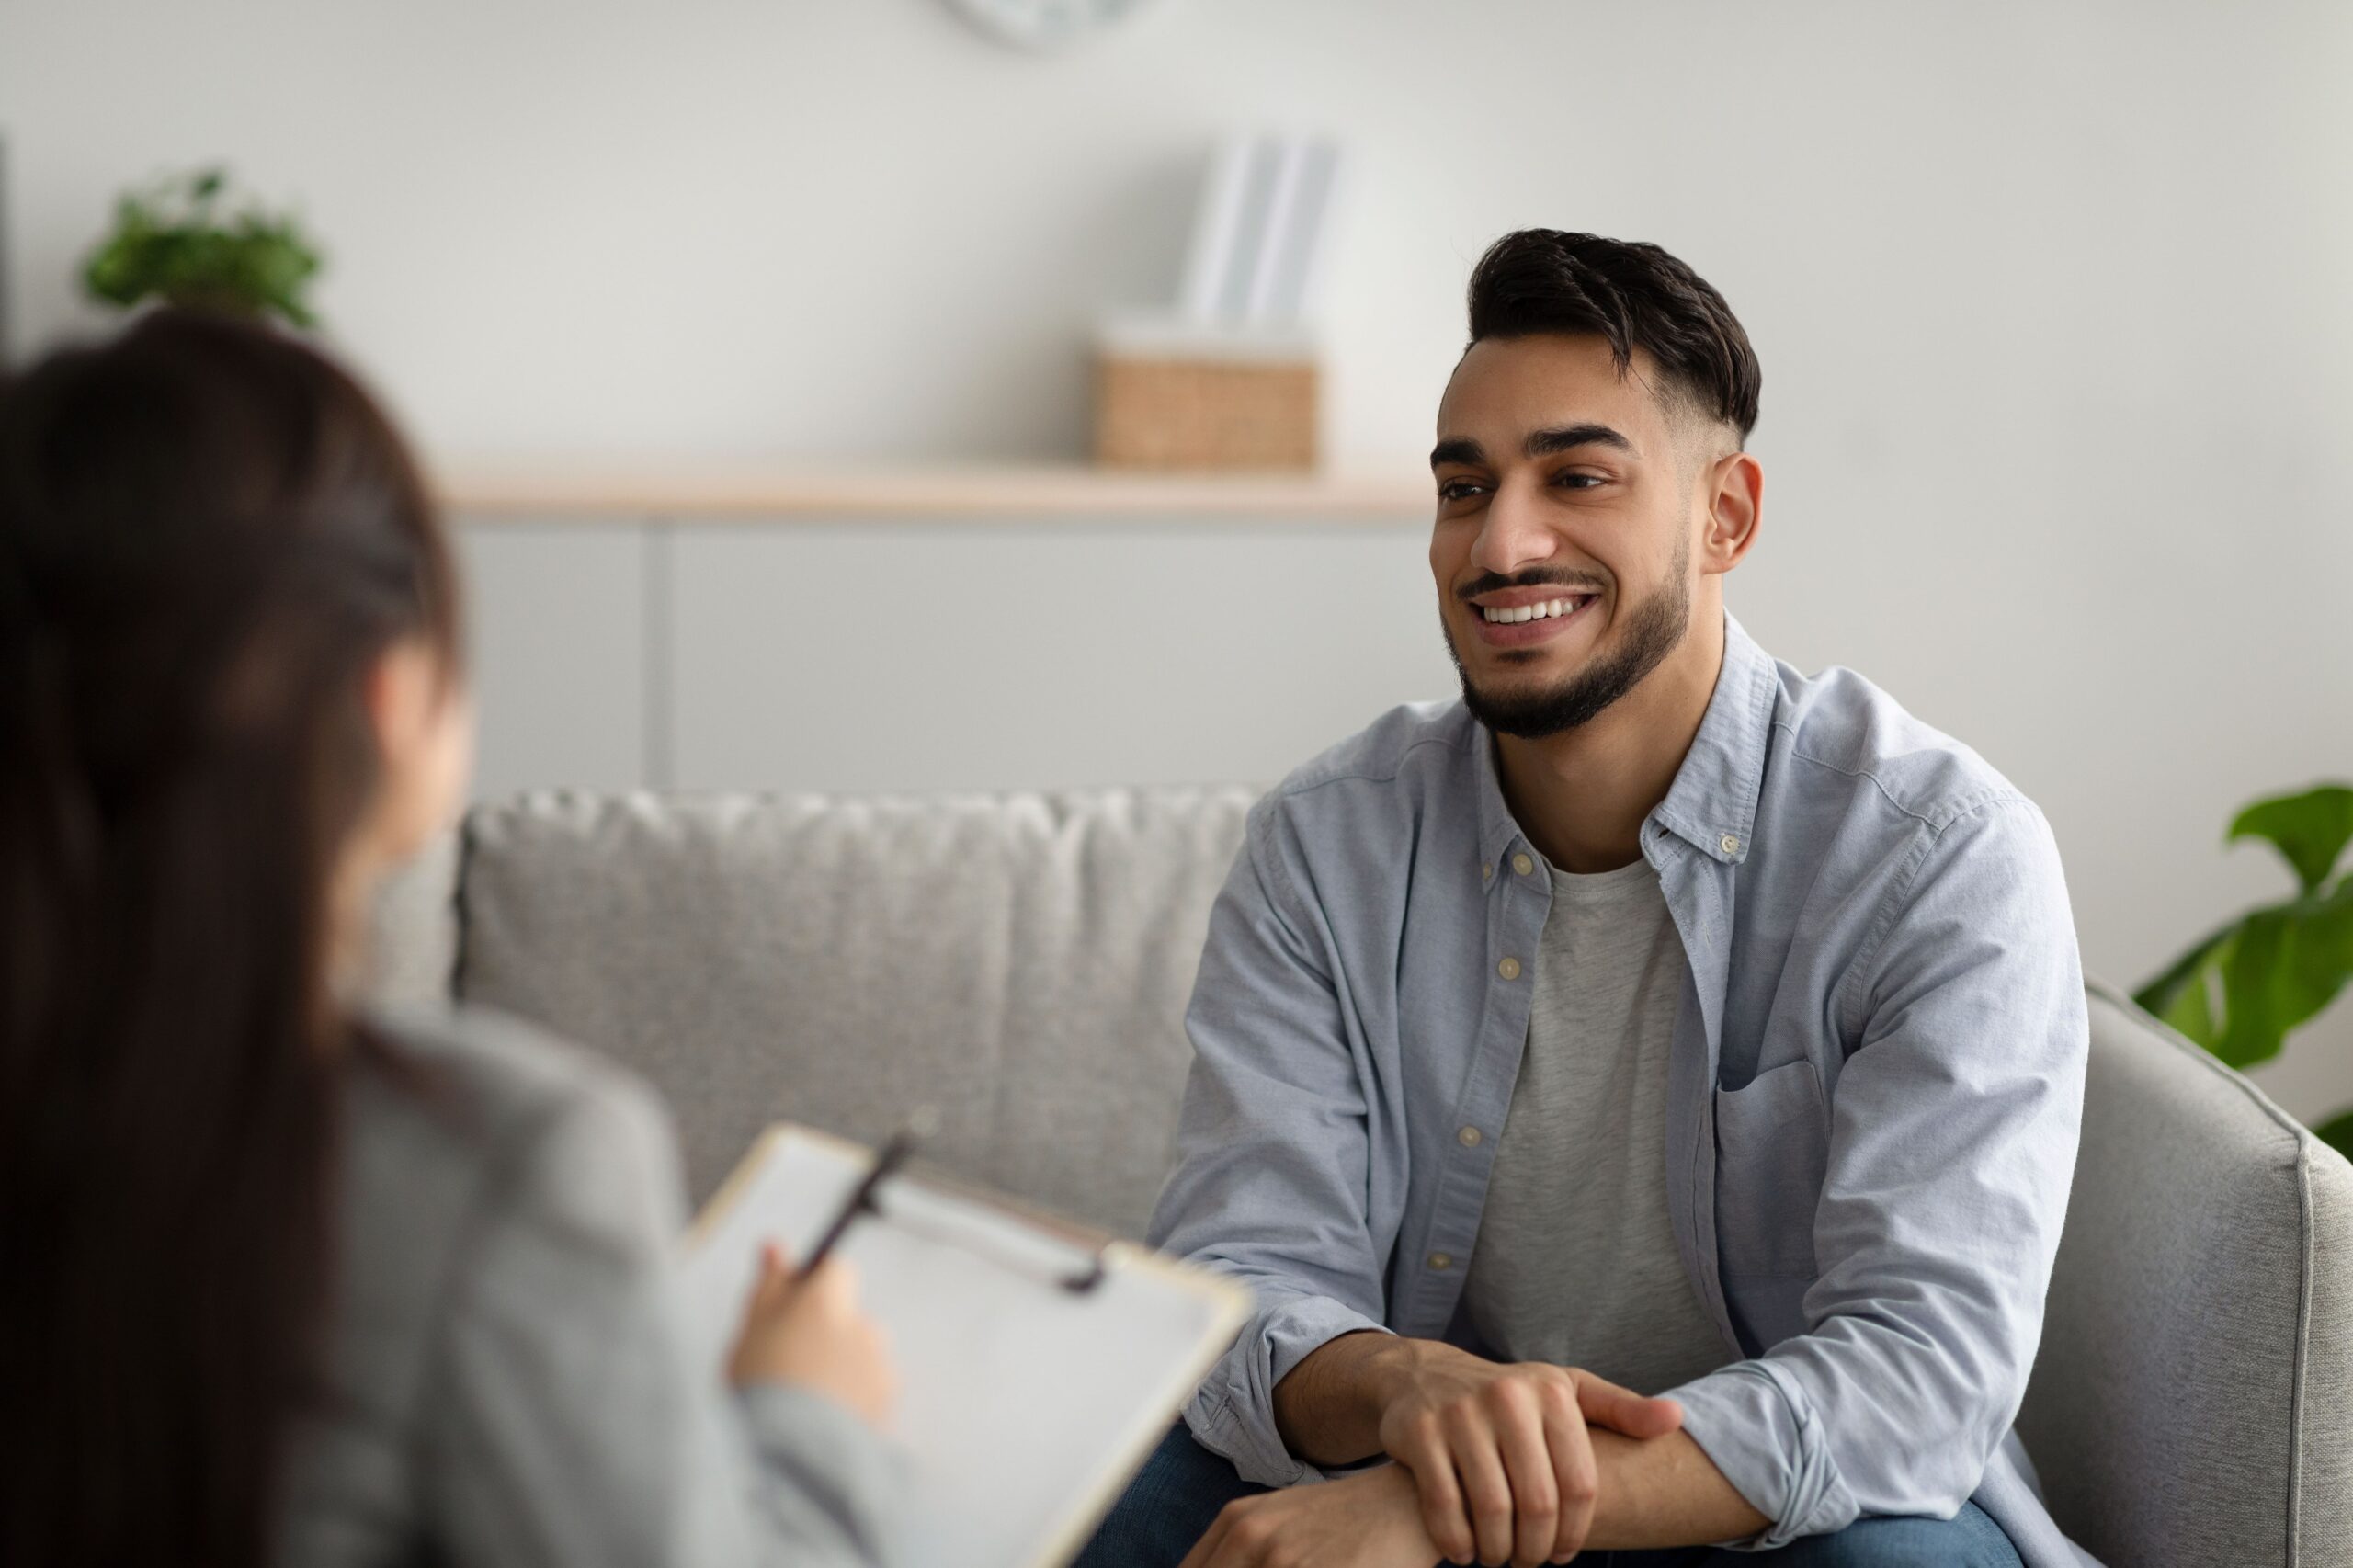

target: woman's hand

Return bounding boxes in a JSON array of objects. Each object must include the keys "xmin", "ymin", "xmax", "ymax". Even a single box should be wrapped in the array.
[
  {"xmin": 1179, "ymin": 1463, "xmax": 1442, "ymax": 1568},
  {"xmin": 727, "ymin": 1241, "xmax": 898, "ymax": 1429}
]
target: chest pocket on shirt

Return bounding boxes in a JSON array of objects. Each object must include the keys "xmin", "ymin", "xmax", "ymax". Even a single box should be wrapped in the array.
[{"xmin": 1712, "ymin": 1058, "xmax": 1829, "ymax": 1280}]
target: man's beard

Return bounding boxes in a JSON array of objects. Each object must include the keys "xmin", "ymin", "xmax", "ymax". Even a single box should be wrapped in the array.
[{"xmin": 1444, "ymin": 554, "xmax": 1693, "ymax": 740}]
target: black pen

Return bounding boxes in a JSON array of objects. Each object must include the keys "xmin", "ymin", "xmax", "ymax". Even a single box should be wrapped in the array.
[{"xmin": 798, "ymin": 1114, "xmax": 934, "ymax": 1278}]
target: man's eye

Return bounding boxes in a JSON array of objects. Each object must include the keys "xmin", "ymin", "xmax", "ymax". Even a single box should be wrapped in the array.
[
  {"xmin": 1553, "ymin": 472, "xmax": 1604, "ymax": 490},
  {"xmin": 1438, "ymin": 479, "xmax": 1486, "ymax": 502}
]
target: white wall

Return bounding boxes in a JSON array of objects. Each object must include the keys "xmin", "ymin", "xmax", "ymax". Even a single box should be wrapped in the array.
[{"xmin": 6, "ymin": 0, "xmax": 2351, "ymax": 1119}]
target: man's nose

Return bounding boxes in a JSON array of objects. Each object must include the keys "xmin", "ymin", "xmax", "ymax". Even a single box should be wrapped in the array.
[{"xmin": 1469, "ymin": 477, "xmax": 1558, "ymax": 577}]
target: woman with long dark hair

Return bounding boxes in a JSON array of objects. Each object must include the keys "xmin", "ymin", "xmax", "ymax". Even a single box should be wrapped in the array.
[{"xmin": 0, "ymin": 310, "xmax": 903, "ymax": 1568}]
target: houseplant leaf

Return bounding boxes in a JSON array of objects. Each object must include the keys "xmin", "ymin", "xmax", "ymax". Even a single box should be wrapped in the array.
[
  {"xmin": 2229, "ymin": 784, "xmax": 2353, "ymax": 896},
  {"xmin": 2211, "ymin": 879, "xmax": 2353, "ymax": 1069},
  {"xmin": 2143, "ymin": 783, "xmax": 2353, "ymax": 1142},
  {"xmin": 2133, "ymin": 921, "xmax": 2234, "ymax": 1048},
  {"xmin": 79, "ymin": 168, "xmax": 322, "ymax": 328}
]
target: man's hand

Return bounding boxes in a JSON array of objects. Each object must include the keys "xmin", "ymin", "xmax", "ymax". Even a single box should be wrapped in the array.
[
  {"xmin": 1374, "ymin": 1343, "xmax": 1683, "ymax": 1567},
  {"xmin": 1178, "ymin": 1464, "xmax": 1438, "ymax": 1568}
]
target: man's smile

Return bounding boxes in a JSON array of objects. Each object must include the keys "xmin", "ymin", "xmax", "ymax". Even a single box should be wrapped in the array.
[{"xmin": 1464, "ymin": 587, "xmax": 1599, "ymax": 646}]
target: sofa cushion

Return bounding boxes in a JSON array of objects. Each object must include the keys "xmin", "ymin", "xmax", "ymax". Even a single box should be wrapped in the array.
[
  {"xmin": 2016, "ymin": 980, "xmax": 2353, "ymax": 1566},
  {"xmin": 453, "ymin": 788, "xmax": 1254, "ymax": 1237}
]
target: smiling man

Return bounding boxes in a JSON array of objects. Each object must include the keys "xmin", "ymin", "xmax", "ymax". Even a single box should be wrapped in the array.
[{"xmin": 1075, "ymin": 230, "xmax": 2092, "ymax": 1568}]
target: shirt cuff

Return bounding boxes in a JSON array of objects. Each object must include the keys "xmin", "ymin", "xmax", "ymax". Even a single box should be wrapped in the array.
[
  {"xmin": 1661, "ymin": 1360, "xmax": 1859, "ymax": 1551},
  {"xmin": 1182, "ymin": 1291, "xmax": 1392, "ymax": 1488}
]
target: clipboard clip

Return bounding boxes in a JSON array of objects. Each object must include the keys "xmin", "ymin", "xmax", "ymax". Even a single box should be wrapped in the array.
[
  {"xmin": 801, "ymin": 1111, "xmax": 1109, "ymax": 1296},
  {"xmin": 870, "ymin": 1189, "xmax": 1109, "ymax": 1296}
]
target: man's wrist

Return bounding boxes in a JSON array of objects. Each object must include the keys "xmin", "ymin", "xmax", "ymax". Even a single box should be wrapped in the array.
[
  {"xmin": 1274, "ymin": 1330, "xmax": 1433, "ymax": 1467},
  {"xmin": 1582, "ymin": 1427, "xmax": 1772, "ymax": 1551},
  {"xmin": 1351, "ymin": 1335, "xmax": 1423, "ymax": 1428}
]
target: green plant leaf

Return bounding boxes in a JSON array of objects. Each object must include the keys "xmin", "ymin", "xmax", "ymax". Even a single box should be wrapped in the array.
[
  {"xmin": 2211, "ymin": 878, "xmax": 2353, "ymax": 1069},
  {"xmin": 2230, "ymin": 784, "xmax": 2353, "ymax": 895},
  {"xmin": 2161, "ymin": 962, "xmax": 2223, "ymax": 1047},
  {"xmin": 2134, "ymin": 921, "xmax": 2235, "ymax": 1048},
  {"xmin": 2316, "ymin": 1108, "xmax": 2353, "ymax": 1162},
  {"xmin": 78, "ymin": 166, "xmax": 323, "ymax": 328}
]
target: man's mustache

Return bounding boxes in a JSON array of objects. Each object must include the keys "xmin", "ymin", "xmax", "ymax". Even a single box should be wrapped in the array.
[{"xmin": 1454, "ymin": 570, "xmax": 1608, "ymax": 605}]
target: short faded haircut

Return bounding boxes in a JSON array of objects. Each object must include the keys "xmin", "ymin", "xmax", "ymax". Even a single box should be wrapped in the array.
[{"xmin": 1466, "ymin": 229, "xmax": 1761, "ymax": 444}]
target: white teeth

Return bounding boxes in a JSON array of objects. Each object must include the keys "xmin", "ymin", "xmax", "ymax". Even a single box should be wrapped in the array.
[{"xmin": 1483, "ymin": 597, "xmax": 1581, "ymax": 625}]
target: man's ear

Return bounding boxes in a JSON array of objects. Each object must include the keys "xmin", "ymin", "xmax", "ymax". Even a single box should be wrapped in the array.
[{"xmin": 1699, "ymin": 449, "xmax": 1763, "ymax": 577}]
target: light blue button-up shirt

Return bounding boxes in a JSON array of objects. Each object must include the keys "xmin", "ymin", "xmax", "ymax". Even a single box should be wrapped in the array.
[{"xmin": 1150, "ymin": 613, "xmax": 2095, "ymax": 1566}]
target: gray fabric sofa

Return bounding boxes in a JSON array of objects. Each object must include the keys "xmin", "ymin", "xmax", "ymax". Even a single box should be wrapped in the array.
[{"xmin": 372, "ymin": 788, "xmax": 2353, "ymax": 1568}]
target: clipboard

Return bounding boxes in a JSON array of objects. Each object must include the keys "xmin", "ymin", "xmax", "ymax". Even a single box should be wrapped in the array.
[{"xmin": 677, "ymin": 1125, "xmax": 1251, "ymax": 1568}]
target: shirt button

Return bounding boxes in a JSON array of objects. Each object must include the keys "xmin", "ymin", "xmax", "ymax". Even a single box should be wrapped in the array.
[
  {"xmin": 1457, "ymin": 1125, "xmax": 1483, "ymax": 1147},
  {"xmin": 1511, "ymin": 853, "xmax": 1535, "ymax": 876},
  {"xmin": 1496, "ymin": 956, "xmax": 1522, "ymax": 981},
  {"xmin": 1722, "ymin": 834, "xmax": 1742, "ymax": 855},
  {"xmin": 1427, "ymin": 1252, "xmax": 1454, "ymax": 1271},
  {"xmin": 1481, "ymin": 861, "xmax": 1493, "ymax": 881}
]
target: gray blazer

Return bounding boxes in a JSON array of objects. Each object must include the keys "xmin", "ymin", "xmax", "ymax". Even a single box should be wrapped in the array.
[{"xmin": 276, "ymin": 1004, "xmax": 904, "ymax": 1566}]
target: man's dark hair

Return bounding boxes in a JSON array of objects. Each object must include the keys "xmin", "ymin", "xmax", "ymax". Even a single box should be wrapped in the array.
[{"xmin": 1466, "ymin": 229, "xmax": 1761, "ymax": 443}]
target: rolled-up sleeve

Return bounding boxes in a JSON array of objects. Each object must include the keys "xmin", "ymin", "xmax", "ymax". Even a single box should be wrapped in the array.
[
  {"xmin": 1147, "ymin": 800, "xmax": 1395, "ymax": 1488},
  {"xmin": 1665, "ymin": 797, "xmax": 2088, "ymax": 1546}
]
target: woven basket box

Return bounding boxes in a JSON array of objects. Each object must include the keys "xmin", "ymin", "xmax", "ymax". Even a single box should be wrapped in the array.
[{"xmin": 1091, "ymin": 319, "xmax": 1319, "ymax": 472}]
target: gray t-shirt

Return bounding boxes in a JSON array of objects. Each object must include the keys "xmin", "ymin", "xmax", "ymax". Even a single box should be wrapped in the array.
[{"xmin": 1461, "ymin": 857, "xmax": 1731, "ymax": 1395}]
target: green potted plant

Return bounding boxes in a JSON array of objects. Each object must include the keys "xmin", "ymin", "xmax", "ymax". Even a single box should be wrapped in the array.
[
  {"xmin": 2136, "ymin": 783, "xmax": 2353, "ymax": 1154},
  {"xmin": 82, "ymin": 167, "xmax": 322, "ymax": 327}
]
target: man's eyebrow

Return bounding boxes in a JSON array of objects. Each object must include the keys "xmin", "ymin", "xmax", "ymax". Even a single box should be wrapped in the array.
[
  {"xmin": 1429, "ymin": 437, "xmax": 1485, "ymax": 469},
  {"xmin": 1524, "ymin": 423, "xmax": 1633, "ymax": 458}
]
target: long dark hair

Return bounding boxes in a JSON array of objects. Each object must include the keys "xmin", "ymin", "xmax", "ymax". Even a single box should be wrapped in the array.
[{"xmin": 0, "ymin": 310, "xmax": 460, "ymax": 1567}]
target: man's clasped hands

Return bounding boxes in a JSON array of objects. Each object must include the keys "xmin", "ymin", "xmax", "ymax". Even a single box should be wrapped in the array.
[{"xmin": 1179, "ymin": 1335, "xmax": 1695, "ymax": 1568}]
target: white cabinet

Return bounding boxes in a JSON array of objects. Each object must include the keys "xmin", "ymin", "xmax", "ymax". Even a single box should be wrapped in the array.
[
  {"xmin": 450, "ymin": 513, "xmax": 1460, "ymax": 798},
  {"xmin": 455, "ymin": 522, "xmax": 651, "ymax": 799},
  {"xmin": 665, "ymin": 519, "xmax": 1457, "ymax": 793}
]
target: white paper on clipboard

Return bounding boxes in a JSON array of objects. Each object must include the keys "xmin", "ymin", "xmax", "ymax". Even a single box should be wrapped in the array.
[{"xmin": 676, "ymin": 1125, "xmax": 1251, "ymax": 1568}]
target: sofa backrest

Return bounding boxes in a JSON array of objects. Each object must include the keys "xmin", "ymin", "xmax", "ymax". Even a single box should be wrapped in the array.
[
  {"xmin": 370, "ymin": 789, "xmax": 2353, "ymax": 1567},
  {"xmin": 376, "ymin": 788, "xmax": 1254, "ymax": 1234}
]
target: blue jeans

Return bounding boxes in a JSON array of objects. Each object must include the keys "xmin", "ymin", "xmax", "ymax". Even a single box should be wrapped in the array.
[{"xmin": 1077, "ymin": 1426, "xmax": 2023, "ymax": 1568}]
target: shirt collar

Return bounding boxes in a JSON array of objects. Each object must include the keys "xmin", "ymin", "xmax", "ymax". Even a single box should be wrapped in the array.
[
  {"xmin": 1472, "ymin": 608, "xmax": 1779, "ymax": 869},
  {"xmin": 1651, "ymin": 609, "xmax": 1777, "ymax": 865}
]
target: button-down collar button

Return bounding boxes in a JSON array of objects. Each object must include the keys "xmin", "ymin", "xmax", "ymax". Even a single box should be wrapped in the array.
[
  {"xmin": 1457, "ymin": 1125, "xmax": 1483, "ymax": 1148},
  {"xmin": 1721, "ymin": 834, "xmax": 1742, "ymax": 856},
  {"xmin": 1496, "ymin": 956, "xmax": 1522, "ymax": 981},
  {"xmin": 1481, "ymin": 861, "xmax": 1493, "ymax": 881},
  {"xmin": 1511, "ymin": 852, "xmax": 1535, "ymax": 876},
  {"xmin": 1427, "ymin": 1252, "xmax": 1454, "ymax": 1271}
]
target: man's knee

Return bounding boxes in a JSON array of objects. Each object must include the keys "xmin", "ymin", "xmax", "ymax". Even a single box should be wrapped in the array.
[
  {"xmin": 1072, "ymin": 1424, "xmax": 1267, "ymax": 1568},
  {"xmin": 1761, "ymin": 1503, "xmax": 2021, "ymax": 1568}
]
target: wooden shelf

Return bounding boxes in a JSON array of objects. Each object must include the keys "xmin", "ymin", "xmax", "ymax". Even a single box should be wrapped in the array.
[{"xmin": 436, "ymin": 463, "xmax": 1432, "ymax": 521}]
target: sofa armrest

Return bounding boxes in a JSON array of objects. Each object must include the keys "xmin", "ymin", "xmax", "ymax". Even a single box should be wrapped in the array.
[{"xmin": 2018, "ymin": 978, "xmax": 2353, "ymax": 1567}]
